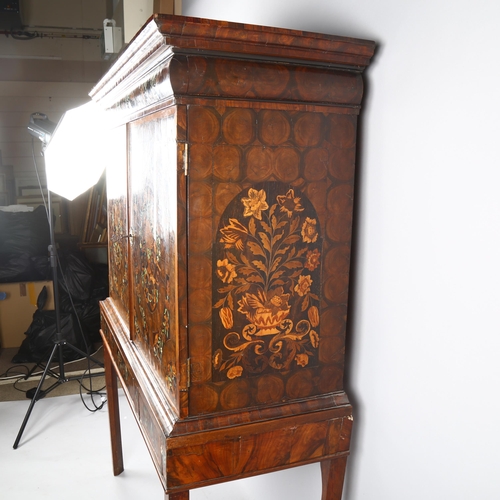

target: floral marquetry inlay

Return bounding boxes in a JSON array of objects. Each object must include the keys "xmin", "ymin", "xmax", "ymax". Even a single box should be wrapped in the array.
[{"xmin": 213, "ymin": 182, "xmax": 323, "ymax": 381}]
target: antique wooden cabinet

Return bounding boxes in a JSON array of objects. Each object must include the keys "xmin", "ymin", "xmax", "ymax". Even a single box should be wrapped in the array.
[{"xmin": 93, "ymin": 14, "xmax": 374, "ymax": 500}]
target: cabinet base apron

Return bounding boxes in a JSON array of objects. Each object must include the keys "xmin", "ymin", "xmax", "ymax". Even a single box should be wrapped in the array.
[{"xmin": 101, "ymin": 299, "xmax": 353, "ymax": 499}]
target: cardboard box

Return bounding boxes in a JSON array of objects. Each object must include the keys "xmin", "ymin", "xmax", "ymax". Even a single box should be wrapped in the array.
[
  {"xmin": 0, "ymin": 281, "xmax": 54, "ymax": 349},
  {"xmin": 153, "ymin": 0, "xmax": 174, "ymax": 14}
]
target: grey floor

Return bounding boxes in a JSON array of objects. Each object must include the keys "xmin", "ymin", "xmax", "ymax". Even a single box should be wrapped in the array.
[{"xmin": 0, "ymin": 391, "xmax": 320, "ymax": 500}]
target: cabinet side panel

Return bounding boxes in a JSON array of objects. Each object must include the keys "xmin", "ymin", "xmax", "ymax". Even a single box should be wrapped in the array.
[
  {"xmin": 187, "ymin": 104, "xmax": 358, "ymax": 416},
  {"xmin": 128, "ymin": 107, "xmax": 180, "ymax": 409},
  {"xmin": 107, "ymin": 124, "xmax": 130, "ymax": 322}
]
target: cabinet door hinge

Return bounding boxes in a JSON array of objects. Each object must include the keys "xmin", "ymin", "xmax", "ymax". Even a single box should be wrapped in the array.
[
  {"xmin": 183, "ymin": 143, "xmax": 188, "ymax": 177},
  {"xmin": 187, "ymin": 357, "xmax": 191, "ymax": 388}
]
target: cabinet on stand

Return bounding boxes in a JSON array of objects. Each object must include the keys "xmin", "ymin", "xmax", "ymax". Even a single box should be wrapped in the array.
[{"xmin": 93, "ymin": 14, "xmax": 375, "ymax": 499}]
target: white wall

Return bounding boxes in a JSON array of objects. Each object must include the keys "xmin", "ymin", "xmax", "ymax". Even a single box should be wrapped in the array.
[{"xmin": 183, "ymin": 1, "xmax": 500, "ymax": 499}]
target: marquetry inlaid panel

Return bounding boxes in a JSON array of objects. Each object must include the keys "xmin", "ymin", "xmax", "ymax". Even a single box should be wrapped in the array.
[
  {"xmin": 212, "ymin": 180, "xmax": 323, "ymax": 381},
  {"xmin": 170, "ymin": 55, "xmax": 364, "ymax": 106},
  {"xmin": 128, "ymin": 108, "xmax": 181, "ymax": 408},
  {"xmin": 187, "ymin": 104, "xmax": 357, "ymax": 416},
  {"xmin": 107, "ymin": 125, "xmax": 130, "ymax": 322}
]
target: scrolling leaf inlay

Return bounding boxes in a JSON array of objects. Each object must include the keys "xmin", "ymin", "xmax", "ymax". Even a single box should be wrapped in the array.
[{"xmin": 213, "ymin": 182, "xmax": 322, "ymax": 381}]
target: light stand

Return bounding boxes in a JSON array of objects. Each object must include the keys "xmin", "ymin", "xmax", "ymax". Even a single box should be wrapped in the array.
[{"xmin": 13, "ymin": 111, "xmax": 105, "ymax": 449}]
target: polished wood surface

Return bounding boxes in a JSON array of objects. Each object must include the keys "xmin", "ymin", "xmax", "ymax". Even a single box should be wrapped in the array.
[
  {"xmin": 95, "ymin": 14, "xmax": 374, "ymax": 499},
  {"xmin": 103, "ymin": 335, "xmax": 124, "ymax": 476},
  {"xmin": 187, "ymin": 107, "xmax": 356, "ymax": 418},
  {"xmin": 166, "ymin": 492, "xmax": 189, "ymax": 500},
  {"xmin": 321, "ymin": 457, "xmax": 349, "ymax": 500}
]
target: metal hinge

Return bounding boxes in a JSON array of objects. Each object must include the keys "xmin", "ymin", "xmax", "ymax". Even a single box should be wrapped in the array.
[
  {"xmin": 186, "ymin": 357, "xmax": 191, "ymax": 388},
  {"xmin": 183, "ymin": 143, "xmax": 188, "ymax": 177}
]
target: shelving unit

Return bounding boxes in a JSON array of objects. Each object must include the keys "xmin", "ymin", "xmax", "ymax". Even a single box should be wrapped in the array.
[
  {"xmin": 80, "ymin": 173, "xmax": 107, "ymax": 247},
  {"xmin": 0, "ymin": 162, "xmax": 15, "ymax": 207}
]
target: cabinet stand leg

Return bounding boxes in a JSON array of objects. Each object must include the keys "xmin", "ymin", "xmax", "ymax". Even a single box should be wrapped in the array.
[
  {"xmin": 103, "ymin": 342, "xmax": 124, "ymax": 476},
  {"xmin": 321, "ymin": 457, "xmax": 348, "ymax": 500},
  {"xmin": 165, "ymin": 491, "xmax": 189, "ymax": 499}
]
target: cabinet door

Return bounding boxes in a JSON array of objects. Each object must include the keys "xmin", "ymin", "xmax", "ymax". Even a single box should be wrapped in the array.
[
  {"xmin": 187, "ymin": 103, "xmax": 358, "ymax": 417},
  {"xmin": 107, "ymin": 125, "xmax": 129, "ymax": 322},
  {"xmin": 127, "ymin": 107, "xmax": 182, "ymax": 410}
]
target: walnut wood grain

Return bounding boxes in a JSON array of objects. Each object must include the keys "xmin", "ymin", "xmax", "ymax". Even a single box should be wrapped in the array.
[
  {"xmin": 165, "ymin": 492, "xmax": 189, "ymax": 500},
  {"xmin": 321, "ymin": 457, "xmax": 348, "ymax": 500},
  {"xmin": 154, "ymin": 14, "xmax": 374, "ymax": 68},
  {"xmin": 93, "ymin": 14, "xmax": 374, "ymax": 499},
  {"xmin": 102, "ymin": 333, "xmax": 124, "ymax": 476}
]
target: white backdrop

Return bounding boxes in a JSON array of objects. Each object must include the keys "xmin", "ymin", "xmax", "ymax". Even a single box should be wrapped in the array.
[{"xmin": 183, "ymin": 1, "xmax": 500, "ymax": 499}]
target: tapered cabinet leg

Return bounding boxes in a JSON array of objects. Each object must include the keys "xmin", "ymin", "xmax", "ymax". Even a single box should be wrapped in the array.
[
  {"xmin": 103, "ymin": 340, "xmax": 124, "ymax": 476},
  {"xmin": 165, "ymin": 491, "xmax": 189, "ymax": 499},
  {"xmin": 321, "ymin": 457, "xmax": 348, "ymax": 500}
]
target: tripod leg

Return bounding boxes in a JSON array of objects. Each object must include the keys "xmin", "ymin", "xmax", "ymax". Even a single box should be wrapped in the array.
[
  {"xmin": 103, "ymin": 342, "xmax": 124, "ymax": 475},
  {"xmin": 23, "ymin": 358, "xmax": 46, "ymax": 380},
  {"xmin": 13, "ymin": 342, "xmax": 60, "ymax": 449},
  {"xmin": 61, "ymin": 340, "xmax": 104, "ymax": 368}
]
